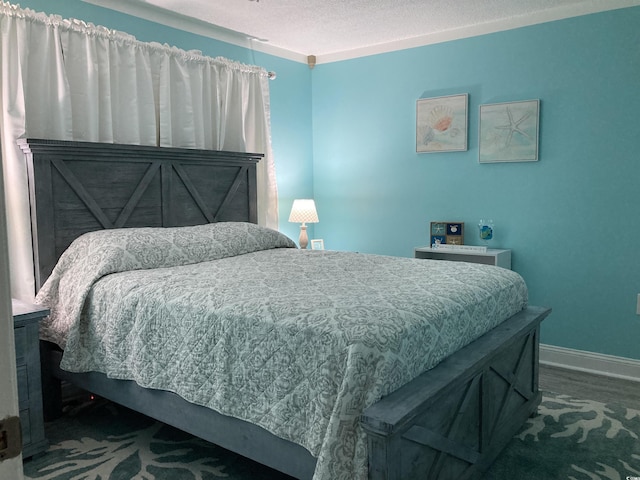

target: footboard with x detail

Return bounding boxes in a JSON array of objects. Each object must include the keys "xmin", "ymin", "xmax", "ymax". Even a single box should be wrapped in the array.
[{"xmin": 362, "ymin": 305, "xmax": 550, "ymax": 480}]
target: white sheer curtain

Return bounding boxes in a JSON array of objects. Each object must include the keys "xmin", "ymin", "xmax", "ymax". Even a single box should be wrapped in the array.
[{"xmin": 0, "ymin": 2, "xmax": 279, "ymax": 301}]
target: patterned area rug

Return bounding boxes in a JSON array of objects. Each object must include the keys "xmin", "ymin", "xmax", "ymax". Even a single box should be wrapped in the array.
[
  {"xmin": 485, "ymin": 392, "xmax": 640, "ymax": 479},
  {"xmin": 23, "ymin": 392, "xmax": 640, "ymax": 480}
]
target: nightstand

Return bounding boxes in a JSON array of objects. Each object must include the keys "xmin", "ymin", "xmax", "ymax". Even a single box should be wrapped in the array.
[
  {"xmin": 12, "ymin": 299, "xmax": 48, "ymax": 459},
  {"xmin": 414, "ymin": 246, "xmax": 512, "ymax": 269}
]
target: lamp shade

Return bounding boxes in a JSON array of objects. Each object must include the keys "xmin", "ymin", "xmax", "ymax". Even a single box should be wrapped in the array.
[{"xmin": 288, "ymin": 199, "xmax": 319, "ymax": 224}]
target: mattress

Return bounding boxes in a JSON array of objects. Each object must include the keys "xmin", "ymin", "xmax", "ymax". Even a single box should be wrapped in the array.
[{"xmin": 36, "ymin": 222, "xmax": 528, "ymax": 480}]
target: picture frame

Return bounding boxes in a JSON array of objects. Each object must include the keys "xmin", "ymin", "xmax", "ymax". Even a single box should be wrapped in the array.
[
  {"xmin": 416, "ymin": 94, "xmax": 468, "ymax": 153},
  {"xmin": 479, "ymin": 99, "xmax": 540, "ymax": 163},
  {"xmin": 311, "ymin": 239, "xmax": 325, "ymax": 250},
  {"xmin": 430, "ymin": 222, "xmax": 464, "ymax": 247}
]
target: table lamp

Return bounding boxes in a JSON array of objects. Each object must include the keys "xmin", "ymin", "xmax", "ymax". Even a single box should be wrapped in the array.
[{"xmin": 288, "ymin": 199, "xmax": 319, "ymax": 249}]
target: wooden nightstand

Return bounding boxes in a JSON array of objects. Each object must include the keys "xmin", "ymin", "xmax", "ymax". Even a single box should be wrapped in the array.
[
  {"xmin": 414, "ymin": 246, "xmax": 512, "ymax": 269},
  {"xmin": 12, "ymin": 299, "xmax": 49, "ymax": 459}
]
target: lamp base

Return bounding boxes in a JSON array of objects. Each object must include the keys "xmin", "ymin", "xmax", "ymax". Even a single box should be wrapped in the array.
[{"xmin": 298, "ymin": 224, "xmax": 309, "ymax": 249}]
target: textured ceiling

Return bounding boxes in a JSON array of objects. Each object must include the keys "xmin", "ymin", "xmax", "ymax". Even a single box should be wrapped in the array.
[{"xmin": 87, "ymin": 0, "xmax": 638, "ymax": 62}]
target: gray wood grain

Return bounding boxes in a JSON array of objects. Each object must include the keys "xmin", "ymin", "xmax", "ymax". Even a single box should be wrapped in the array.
[
  {"xmin": 362, "ymin": 306, "xmax": 550, "ymax": 480},
  {"xmin": 19, "ymin": 138, "xmax": 262, "ymax": 291},
  {"xmin": 12, "ymin": 299, "xmax": 49, "ymax": 458}
]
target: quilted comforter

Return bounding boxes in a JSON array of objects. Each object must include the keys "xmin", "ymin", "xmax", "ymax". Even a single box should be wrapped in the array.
[{"xmin": 36, "ymin": 222, "xmax": 528, "ymax": 480}]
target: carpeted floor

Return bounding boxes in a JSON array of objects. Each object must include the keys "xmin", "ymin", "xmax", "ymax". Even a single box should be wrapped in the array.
[{"xmin": 23, "ymin": 391, "xmax": 640, "ymax": 480}]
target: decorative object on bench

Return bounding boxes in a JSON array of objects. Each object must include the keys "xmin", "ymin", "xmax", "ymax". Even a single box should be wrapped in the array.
[
  {"xmin": 478, "ymin": 218, "xmax": 495, "ymax": 245},
  {"xmin": 430, "ymin": 221, "xmax": 464, "ymax": 247}
]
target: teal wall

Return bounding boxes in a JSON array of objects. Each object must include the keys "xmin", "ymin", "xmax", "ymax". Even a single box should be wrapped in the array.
[
  {"xmin": 13, "ymin": 2, "xmax": 640, "ymax": 359},
  {"xmin": 311, "ymin": 8, "xmax": 640, "ymax": 358}
]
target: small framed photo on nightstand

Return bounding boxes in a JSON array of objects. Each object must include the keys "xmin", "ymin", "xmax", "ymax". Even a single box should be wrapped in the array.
[
  {"xmin": 430, "ymin": 221, "xmax": 464, "ymax": 246},
  {"xmin": 311, "ymin": 239, "xmax": 325, "ymax": 250}
]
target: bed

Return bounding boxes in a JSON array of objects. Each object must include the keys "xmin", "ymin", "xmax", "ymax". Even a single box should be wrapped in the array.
[{"xmin": 21, "ymin": 138, "xmax": 551, "ymax": 480}]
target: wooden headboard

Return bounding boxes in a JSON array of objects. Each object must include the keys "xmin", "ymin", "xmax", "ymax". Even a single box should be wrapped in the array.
[{"xmin": 19, "ymin": 138, "xmax": 262, "ymax": 291}]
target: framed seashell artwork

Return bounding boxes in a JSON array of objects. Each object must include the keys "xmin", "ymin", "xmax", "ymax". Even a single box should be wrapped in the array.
[
  {"xmin": 479, "ymin": 99, "xmax": 540, "ymax": 163},
  {"xmin": 416, "ymin": 93, "xmax": 468, "ymax": 153}
]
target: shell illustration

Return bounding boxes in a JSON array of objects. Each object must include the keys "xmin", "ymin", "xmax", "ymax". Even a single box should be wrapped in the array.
[{"xmin": 428, "ymin": 105, "xmax": 454, "ymax": 132}]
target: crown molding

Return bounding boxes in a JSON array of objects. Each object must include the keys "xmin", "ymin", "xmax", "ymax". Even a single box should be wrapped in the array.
[
  {"xmin": 81, "ymin": 0, "xmax": 307, "ymax": 63},
  {"xmin": 83, "ymin": 0, "xmax": 639, "ymax": 65},
  {"xmin": 316, "ymin": 0, "xmax": 640, "ymax": 64}
]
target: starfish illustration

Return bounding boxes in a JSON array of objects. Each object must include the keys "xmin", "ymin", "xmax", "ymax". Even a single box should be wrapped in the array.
[{"xmin": 495, "ymin": 107, "xmax": 532, "ymax": 147}]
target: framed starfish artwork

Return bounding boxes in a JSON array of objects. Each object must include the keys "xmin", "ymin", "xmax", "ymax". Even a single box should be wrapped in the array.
[{"xmin": 479, "ymin": 99, "xmax": 540, "ymax": 163}]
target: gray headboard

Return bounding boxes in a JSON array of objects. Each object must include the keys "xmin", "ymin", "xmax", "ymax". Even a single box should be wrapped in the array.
[{"xmin": 19, "ymin": 138, "xmax": 262, "ymax": 291}]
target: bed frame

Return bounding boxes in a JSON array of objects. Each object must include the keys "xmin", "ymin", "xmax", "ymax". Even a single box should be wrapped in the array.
[{"xmin": 21, "ymin": 138, "xmax": 551, "ymax": 480}]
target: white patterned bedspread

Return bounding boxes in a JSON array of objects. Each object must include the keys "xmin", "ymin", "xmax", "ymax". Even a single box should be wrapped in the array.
[{"xmin": 36, "ymin": 222, "xmax": 528, "ymax": 480}]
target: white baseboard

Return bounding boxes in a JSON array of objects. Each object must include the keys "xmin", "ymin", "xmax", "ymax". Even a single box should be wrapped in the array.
[{"xmin": 540, "ymin": 344, "xmax": 640, "ymax": 383}]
